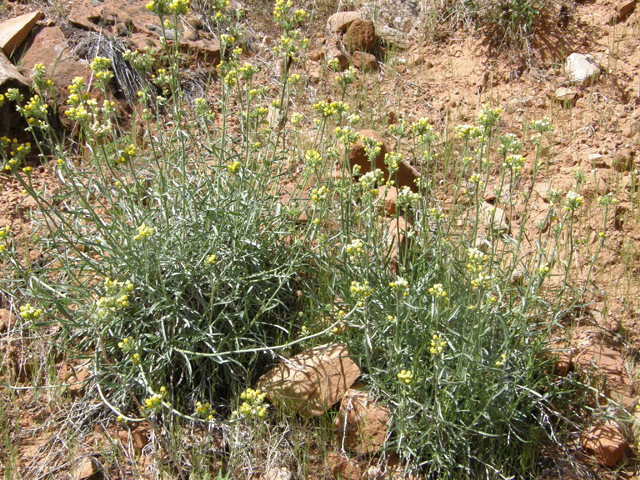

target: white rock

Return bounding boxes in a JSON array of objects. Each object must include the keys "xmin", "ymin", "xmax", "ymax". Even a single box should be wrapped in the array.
[{"xmin": 565, "ymin": 53, "xmax": 601, "ymax": 87}]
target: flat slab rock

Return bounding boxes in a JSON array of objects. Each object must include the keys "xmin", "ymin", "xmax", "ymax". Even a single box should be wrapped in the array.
[
  {"xmin": 256, "ymin": 343, "xmax": 360, "ymax": 417},
  {"xmin": 0, "ymin": 10, "xmax": 43, "ymax": 56},
  {"xmin": 582, "ymin": 424, "xmax": 628, "ymax": 467}
]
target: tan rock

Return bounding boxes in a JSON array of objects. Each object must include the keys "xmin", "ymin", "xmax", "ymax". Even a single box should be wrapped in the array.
[
  {"xmin": 119, "ymin": 424, "xmax": 150, "ymax": 451},
  {"xmin": 406, "ymin": 53, "xmax": 424, "ymax": 67},
  {"xmin": 344, "ymin": 19, "xmax": 376, "ymax": 52},
  {"xmin": 326, "ymin": 11, "xmax": 362, "ymax": 33},
  {"xmin": 553, "ymin": 87, "xmax": 577, "ymax": 106},
  {"xmin": 479, "ymin": 203, "xmax": 509, "ymax": 233},
  {"xmin": 352, "ymin": 51, "xmax": 378, "ymax": 72},
  {"xmin": 74, "ymin": 457, "xmax": 96, "ymax": 480},
  {"xmin": 335, "ymin": 388, "xmax": 390, "ymax": 454},
  {"xmin": 582, "ymin": 424, "xmax": 627, "ymax": 466},
  {"xmin": 617, "ymin": 0, "xmax": 636, "ymax": 21},
  {"xmin": 307, "ymin": 61, "xmax": 322, "ymax": 84},
  {"xmin": 263, "ymin": 467, "xmax": 292, "ymax": 480},
  {"xmin": 256, "ymin": 343, "xmax": 361, "ymax": 416},
  {"xmin": 0, "ymin": 11, "xmax": 44, "ymax": 56},
  {"xmin": 307, "ymin": 49, "xmax": 324, "ymax": 62}
]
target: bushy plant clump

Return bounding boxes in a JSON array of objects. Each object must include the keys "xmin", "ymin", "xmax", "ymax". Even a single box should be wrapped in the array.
[{"xmin": 0, "ymin": 1, "xmax": 613, "ymax": 477}]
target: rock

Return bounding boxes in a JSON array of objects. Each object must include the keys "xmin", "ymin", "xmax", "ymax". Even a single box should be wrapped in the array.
[
  {"xmin": 395, "ymin": 64, "xmax": 406, "ymax": 73},
  {"xmin": 582, "ymin": 424, "xmax": 627, "ymax": 467},
  {"xmin": 564, "ymin": 155, "xmax": 577, "ymax": 167},
  {"xmin": 326, "ymin": 11, "xmax": 362, "ymax": 33},
  {"xmin": 307, "ymin": 61, "xmax": 322, "ymax": 84},
  {"xmin": 565, "ymin": 53, "xmax": 601, "ymax": 87},
  {"xmin": 0, "ymin": 11, "xmax": 44, "ymax": 56},
  {"xmin": 587, "ymin": 153, "xmax": 609, "ymax": 169},
  {"xmin": 263, "ymin": 467, "xmax": 292, "ymax": 480},
  {"xmin": 75, "ymin": 458, "xmax": 96, "ymax": 480},
  {"xmin": 377, "ymin": 185, "xmax": 397, "ymax": 216},
  {"xmin": 554, "ymin": 87, "xmax": 578, "ymax": 106},
  {"xmin": 575, "ymin": 344, "xmax": 634, "ymax": 409},
  {"xmin": 19, "ymin": 26, "xmax": 92, "ymax": 115},
  {"xmin": 256, "ymin": 343, "xmax": 361, "ymax": 417},
  {"xmin": 554, "ymin": 352, "xmax": 572, "ymax": 376},
  {"xmin": 348, "ymin": 130, "xmax": 420, "ymax": 192},
  {"xmin": 119, "ymin": 424, "xmax": 150, "ymax": 450},
  {"xmin": 352, "ymin": 51, "xmax": 378, "ymax": 71},
  {"xmin": 406, "ymin": 53, "xmax": 424, "ymax": 67},
  {"xmin": 0, "ymin": 308, "xmax": 14, "ymax": 332},
  {"xmin": 479, "ymin": 203, "xmax": 509, "ymax": 232},
  {"xmin": 335, "ymin": 389, "xmax": 390, "ymax": 454},
  {"xmin": 307, "ymin": 49, "xmax": 324, "ymax": 62},
  {"xmin": 183, "ymin": 25, "xmax": 199, "ymax": 41},
  {"xmin": 344, "ymin": 19, "xmax": 376, "ymax": 52},
  {"xmin": 382, "ymin": 216, "xmax": 409, "ymax": 272},
  {"xmin": 0, "ymin": 49, "xmax": 30, "ymax": 139},
  {"xmin": 612, "ymin": 148, "xmax": 633, "ymax": 172},
  {"xmin": 327, "ymin": 452, "xmax": 363, "ymax": 480},
  {"xmin": 376, "ymin": 24, "xmax": 410, "ymax": 49},
  {"xmin": 326, "ymin": 47, "xmax": 349, "ymax": 71},
  {"xmin": 617, "ymin": 0, "xmax": 636, "ymax": 21}
]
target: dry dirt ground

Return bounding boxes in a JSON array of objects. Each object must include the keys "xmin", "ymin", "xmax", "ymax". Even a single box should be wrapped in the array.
[{"xmin": 4, "ymin": 0, "xmax": 640, "ymax": 478}]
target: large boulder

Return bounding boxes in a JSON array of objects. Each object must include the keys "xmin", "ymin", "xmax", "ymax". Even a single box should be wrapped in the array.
[
  {"xmin": 582, "ymin": 424, "xmax": 628, "ymax": 467},
  {"xmin": 256, "ymin": 343, "xmax": 361, "ymax": 417}
]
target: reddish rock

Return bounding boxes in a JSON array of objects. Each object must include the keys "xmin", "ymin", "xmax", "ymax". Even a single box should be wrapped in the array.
[
  {"xmin": 612, "ymin": 148, "xmax": 633, "ymax": 172},
  {"xmin": 326, "ymin": 47, "xmax": 349, "ymax": 71},
  {"xmin": 344, "ymin": 19, "xmax": 376, "ymax": 52},
  {"xmin": 0, "ymin": 11, "xmax": 44, "ymax": 56},
  {"xmin": 20, "ymin": 26, "xmax": 92, "ymax": 113},
  {"xmin": 582, "ymin": 424, "xmax": 628, "ymax": 466},
  {"xmin": 0, "ymin": 308, "xmax": 14, "ymax": 332},
  {"xmin": 348, "ymin": 130, "xmax": 420, "ymax": 192},
  {"xmin": 377, "ymin": 185, "xmax": 397, "ymax": 216},
  {"xmin": 352, "ymin": 51, "xmax": 378, "ymax": 71},
  {"xmin": 74, "ymin": 457, "xmax": 96, "ymax": 480},
  {"xmin": 617, "ymin": 0, "xmax": 636, "ymax": 21},
  {"xmin": 575, "ymin": 344, "xmax": 634, "ymax": 409},
  {"xmin": 307, "ymin": 61, "xmax": 322, "ymax": 84},
  {"xmin": 326, "ymin": 11, "xmax": 362, "ymax": 33},
  {"xmin": 307, "ymin": 49, "xmax": 325, "ymax": 62},
  {"xmin": 553, "ymin": 87, "xmax": 577, "ymax": 106},
  {"xmin": 327, "ymin": 452, "xmax": 363, "ymax": 480},
  {"xmin": 335, "ymin": 388, "xmax": 390, "ymax": 454},
  {"xmin": 256, "ymin": 343, "xmax": 361, "ymax": 417}
]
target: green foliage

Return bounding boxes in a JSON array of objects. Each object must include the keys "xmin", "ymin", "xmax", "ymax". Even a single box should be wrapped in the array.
[{"xmin": 465, "ymin": 0, "xmax": 544, "ymax": 44}]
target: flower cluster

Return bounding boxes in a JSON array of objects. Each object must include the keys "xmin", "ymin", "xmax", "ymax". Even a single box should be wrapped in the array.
[
  {"xmin": 430, "ymin": 334, "xmax": 446, "ymax": 355},
  {"xmin": 537, "ymin": 264, "xmax": 550, "ymax": 277},
  {"xmin": 205, "ymin": 254, "xmax": 217, "ymax": 265},
  {"xmin": 334, "ymin": 126, "xmax": 358, "ymax": 145},
  {"xmin": 358, "ymin": 169, "xmax": 384, "ymax": 199},
  {"xmin": 397, "ymin": 369, "xmax": 413, "ymax": 385},
  {"xmin": 94, "ymin": 278, "xmax": 133, "ymax": 321},
  {"xmin": 428, "ymin": 283, "xmax": 447, "ymax": 301},
  {"xmin": 135, "ymin": 223, "xmax": 155, "ymax": 240},
  {"xmin": 470, "ymin": 273, "xmax": 492, "ymax": 290},
  {"xmin": 477, "ymin": 103, "xmax": 501, "ymax": 130},
  {"xmin": 116, "ymin": 144, "xmax": 136, "ymax": 165},
  {"xmin": 123, "ymin": 48, "xmax": 156, "ymax": 72},
  {"xmin": 18, "ymin": 95, "xmax": 49, "ymax": 128},
  {"xmin": 498, "ymin": 133, "xmax": 522, "ymax": 154},
  {"xmin": 336, "ymin": 66, "xmax": 356, "ymax": 90},
  {"xmin": 304, "ymin": 149, "xmax": 322, "ymax": 172},
  {"xmin": 345, "ymin": 238, "xmax": 364, "ymax": 261},
  {"xmin": 503, "ymin": 154, "xmax": 525, "ymax": 175},
  {"xmin": 350, "ymin": 281, "xmax": 374, "ymax": 306},
  {"xmin": 146, "ymin": 0, "xmax": 190, "ymax": 16},
  {"xmin": 530, "ymin": 118, "xmax": 552, "ymax": 134},
  {"xmin": 235, "ymin": 388, "xmax": 268, "ymax": 418},
  {"xmin": 228, "ymin": 160, "xmax": 241, "ymax": 173},
  {"xmin": 390, "ymin": 277, "xmax": 409, "ymax": 296},
  {"xmin": 90, "ymin": 56, "xmax": 114, "ymax": 85},
  {"xmin": 564, "ymin": 190, "xmax": 585, "ymax": 211},
  {"xmin": 455, "ymin": 124, "xmax": 481, "ymax": 140},
  {"xmin": 313, "ymin": 100, "xmax": 348, "ymax": 118},
  {"xmin": 195, "ymin": 401, "xmax": 215, "ymax": 420},
  {"xmin": 466, "ymin": 247, "xmax": 488, "ymax": 274},
  {"xmin": 362, "ymin": 137, "xmax": 382, "ymax": 163},
  {"xmin": 597, "ymin": 193, "xmax": 617, "ymax": 207},
  {"xmin": 311, "ymin": 185, "xmax": 329, "ymax": 203},
  {"xmin": 384, "ymin": 152, "xmax": 402, "ymax": 174},
  {"xmin": 396, "ymin": 186, "xmax": 420, "ymax": 210},
  {"xmin": 2, "ymin": 141, "xmax": 31, "ymax": 170},
  {"xmin": 142, "ymin": 387, "xmax": 167, "ymax": 413},
  {"xmin": 20, "ymin": 303, "xmax": 43, "ymax": 321}
]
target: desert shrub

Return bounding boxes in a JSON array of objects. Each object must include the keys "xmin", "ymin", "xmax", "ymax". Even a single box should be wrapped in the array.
[{"xmin": 0, "ymin": 1, "xmax": 615, "ymax": 478}]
